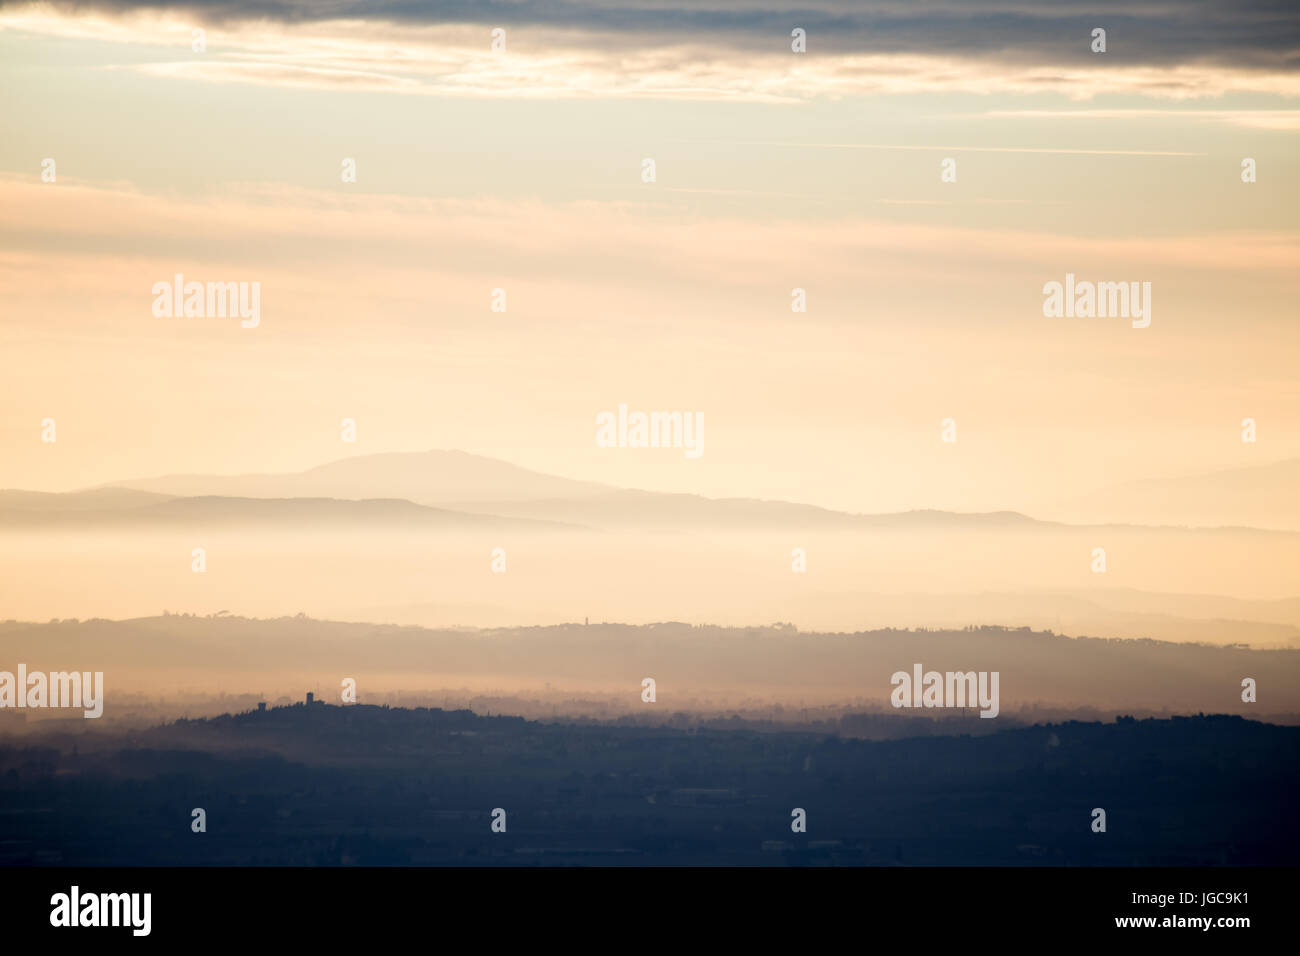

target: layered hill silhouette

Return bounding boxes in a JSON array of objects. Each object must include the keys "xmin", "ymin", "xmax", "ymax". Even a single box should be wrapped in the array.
[
  {"xmin": 91, "ymin": 450, "xmax": 612, "ymax": 505},
  {"xmin": 0, "ymin": 490, "xmax": 572, "ymax": 530},
  {"xmin": 1061, "ymin": 457, "xmax": 1300, "ymax": 531},
  {"xmin": 2, "ymin": 615, "xmax": 1295, "ymax": 720},
  {"xmin": 3, "ymin": 451, "xmax": 1297, "ymax": 640},
  {"xmin": 84, "ymin": 449, "xmax": 1049, "ymax": 530},
  {"xmin": 0, "ymin": 448, "xmax": 1288, "ymax": 533}
]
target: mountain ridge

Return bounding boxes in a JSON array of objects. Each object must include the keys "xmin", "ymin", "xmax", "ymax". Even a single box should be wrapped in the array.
[{"xmin": 0, "ymin": 446, "xmax": 1293, "ymax": 533}]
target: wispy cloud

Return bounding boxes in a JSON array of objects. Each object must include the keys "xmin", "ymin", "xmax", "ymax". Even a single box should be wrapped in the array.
[
  {"xmin": 693, "ymin": 141, "xmax": 1208, "ymax": 156},
  {"xmin": 3, "ymin": 175, "xmax": 1296, "ymax": 296},
  {"xmin": 982, "ymin": 109, "xmax": 1300, "ymax": 131}
]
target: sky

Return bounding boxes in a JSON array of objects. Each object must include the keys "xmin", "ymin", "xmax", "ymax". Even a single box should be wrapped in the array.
[{"xmin": 1, "ymin": 0, "xmax": 1297, "ymax": 516}]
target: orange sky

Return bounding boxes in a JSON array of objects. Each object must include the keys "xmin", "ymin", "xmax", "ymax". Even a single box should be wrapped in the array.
[{"xmin": 1, "ymin": 2, "xmax": 1297, "ymax": 515}]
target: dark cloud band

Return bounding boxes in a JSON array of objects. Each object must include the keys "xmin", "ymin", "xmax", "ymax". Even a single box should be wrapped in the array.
[{"xmin": 8, "ymin": 0, "xmax": 1299, "ymax": 69}]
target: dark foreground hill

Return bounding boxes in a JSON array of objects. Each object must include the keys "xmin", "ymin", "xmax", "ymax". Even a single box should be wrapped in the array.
[{"xmin": 1, "ymin": 705, "xmax": 1295, "ymax": 866}]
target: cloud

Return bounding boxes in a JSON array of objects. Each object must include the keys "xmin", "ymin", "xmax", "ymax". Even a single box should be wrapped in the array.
[
  {"xmin": 3, "ymin": 175, "xmax": 1296, "ymax": 292},
  {"xmin": 7, "ymin": 0, "xmax": 1300, "ymax": 68},
  {"xmin": 696, "ymin": 141, "xmax": 1207, "ymax": 156},
  {"xmin": 982, "ymin": 108, "xmax": 1300, "ymax": 130},
  {"xmin": 2, "ymin": 1, "xmax": 1299, "ymax": 100}
]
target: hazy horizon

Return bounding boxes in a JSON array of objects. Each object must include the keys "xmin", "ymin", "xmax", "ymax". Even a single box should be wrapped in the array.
[{"xmin": 2, "ymin": 0, "xmax": 1297, "ymax": 708}]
